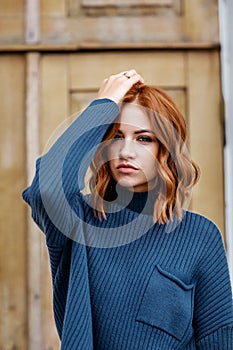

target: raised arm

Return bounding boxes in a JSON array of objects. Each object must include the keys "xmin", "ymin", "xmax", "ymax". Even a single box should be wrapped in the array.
[{"xmin": 22, "ymin": 70, "xmax": 143, "ymax": 246}]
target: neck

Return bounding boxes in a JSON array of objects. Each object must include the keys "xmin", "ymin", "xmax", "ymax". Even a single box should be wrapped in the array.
[{"xmin": 114, "ymin": 185, "xmax": 156, "ymax": 215}]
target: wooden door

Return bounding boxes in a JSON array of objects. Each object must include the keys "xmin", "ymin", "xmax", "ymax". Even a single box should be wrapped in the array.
[
  {"xmin": 37, "ymin": 50, "xmax": 223, "ymax": 348},
  {"xmin": 0, "ymin": 0, "xmax": 223, "ymax": 349}
]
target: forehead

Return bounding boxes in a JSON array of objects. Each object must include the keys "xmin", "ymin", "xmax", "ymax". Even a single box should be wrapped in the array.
[{"xmin": 118, "ymin": 102, "xmax": 152, "ymax": 131}]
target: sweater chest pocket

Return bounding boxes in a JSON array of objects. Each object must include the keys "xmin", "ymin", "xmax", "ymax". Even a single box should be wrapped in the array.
[{"xmin": 136, "ymin": 265, "xmax": 195, "ymax": 341}]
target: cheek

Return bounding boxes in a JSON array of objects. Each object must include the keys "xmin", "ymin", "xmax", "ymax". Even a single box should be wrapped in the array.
[
  {"xmin": 107, "ymin": 148, "xmax": 116, "ymax": 173},
  {"xmin": 153, "ymin": 142, "xmax": 159, "ymax": 158},
  {"xmin": 107, "ymin": 146, "xmax": 112, "ymax": 158},
  {"xmin": 107, "ymin": 145, "xmax": 116, "ymax": 161},
  {"xmin": 140, "ymin": 144, "xmax": 158, "ymax": 162},
  {"xmin": 108, "ymin": 160, "xmax": 118, "ymax": 182},
  {"xmin": 144, "ymin": 147, "xmax": 159, "ymax": 176}
]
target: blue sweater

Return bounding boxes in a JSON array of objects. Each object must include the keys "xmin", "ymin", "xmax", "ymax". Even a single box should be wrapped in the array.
[{"xmin": 23, "ymin": 99, "xmax": 233, "ymax": 349}]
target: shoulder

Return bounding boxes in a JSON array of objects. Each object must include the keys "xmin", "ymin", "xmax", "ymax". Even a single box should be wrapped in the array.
[
  {"xmin": 182, "ymin": 210, "xmax": 222, "ymax": 236},
  {"xmin": 181, "ymin": 210, "xmax": 226, "ymax": 256},
  {"xmin": 166, "ymin": 210, "xmax": 221, "ymax": 240}
]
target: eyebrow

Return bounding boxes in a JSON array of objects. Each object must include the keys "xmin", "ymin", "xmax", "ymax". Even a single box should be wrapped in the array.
[{"xmin": 117, "ymin": 129, "xmax": 155, "ymax": 135}]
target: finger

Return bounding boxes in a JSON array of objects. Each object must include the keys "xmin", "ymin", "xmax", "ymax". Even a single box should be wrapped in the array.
[
  {"xmin": 97, "ymin": 70, "xmax": 144, "ymax": 103},
  {"xmin": 122, "ymin": 72, "xmax": 144, "ymax": 85},
  {"xmin": 123, "ymin": 69, "xmax": 137, "ymax": 78},
  {"xmin": 121, "ymin": 71, "xmax": 144, "ymax": 84},
  {"xmin": 109, "ymin": 69, "xmax": 138, "ymax": 80}
]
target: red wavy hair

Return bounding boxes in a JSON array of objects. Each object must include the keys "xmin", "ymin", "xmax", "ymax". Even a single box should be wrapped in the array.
[{"xmin": 89, "ymin": 83, "xmax": 200, "ymax": 223}]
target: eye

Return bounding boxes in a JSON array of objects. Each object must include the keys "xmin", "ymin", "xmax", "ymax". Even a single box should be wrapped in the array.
[
  {"xmin": 112, "ymin": 134, "xmax": 123, "ymax": 141},
  {"xmin": 137, "ymin": 136, "xmax": 153, "ymax": 143}
]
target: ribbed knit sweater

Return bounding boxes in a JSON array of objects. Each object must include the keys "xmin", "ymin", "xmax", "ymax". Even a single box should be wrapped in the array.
[{"xmin": 22, "ymin": 99, "xmax": 233, "ymax": 349}]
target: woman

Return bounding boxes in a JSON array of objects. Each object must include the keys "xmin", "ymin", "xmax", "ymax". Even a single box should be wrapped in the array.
[{"xmin": 23, "ymin": 70, "xmax": 233, "ymax": 349}]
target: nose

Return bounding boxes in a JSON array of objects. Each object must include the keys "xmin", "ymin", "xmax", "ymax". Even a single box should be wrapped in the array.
[{"xmin": 119, "ymin": 139, "xmax": 136, "ymax": 159}]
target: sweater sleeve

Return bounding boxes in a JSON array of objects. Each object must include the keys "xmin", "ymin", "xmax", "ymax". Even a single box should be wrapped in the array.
[
  {"xmin": 194, "ymin": 222, "xmax": 233, "ymax": 349},
  {"xmin": 22, "ymin": 98, "xmax": 120, "ymax": 247}
]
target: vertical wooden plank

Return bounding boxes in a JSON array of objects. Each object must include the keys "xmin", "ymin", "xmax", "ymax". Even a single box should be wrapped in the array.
[
  {"xmin": 26, "ymin": 53, "xmax": 42, "ymax": 350},
  {"xmin": 25, "ymin": 0, "xmax": 42, "ymax": 342},
  {"xmin": 0, "ymin": 55, "xmax": 27, "ymax": 349},
  {"xmin": 41, "ymin": 55, "xmax": 69, "ymax": 145},
  {"xmin": 25, "ymin": 0, "xmax": 40, "ymax": 43},
  {"xmin": 40, "ymin": 54, "xmax": 69, "ymax": 349},
  {"xmin": 187, "ymin": 51, "xmax": 225, "ymax": 237}
]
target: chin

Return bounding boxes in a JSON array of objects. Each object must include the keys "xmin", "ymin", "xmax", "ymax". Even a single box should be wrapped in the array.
[
  {"xmin": 117, "ymin": 180, "xmax": 148, "ymax": 193},
  {"xmin": 117, "ymin": 179, "xmax": 136, "ymax": 189}
]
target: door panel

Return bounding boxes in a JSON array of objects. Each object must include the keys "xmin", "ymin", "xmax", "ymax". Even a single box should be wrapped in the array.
[
  {"xmin": 0, "ymin": 55, "xmax": 27, "ymax": 349},
  {"xmin": 69, "ymin": 51, "xmax": 186, "ymax": 88},
  {"xmin": 40, "ymin": 0, "xmax": 218, "ymax": 45},
  {"xmin": 0, "ymin": 0, "xmax": 219, "ymax": 47},
  {"xmin": 187, "ymin": 51, "xmax": 224, "ymax": 229}
]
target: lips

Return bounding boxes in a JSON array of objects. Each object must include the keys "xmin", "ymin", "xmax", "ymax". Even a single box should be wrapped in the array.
[{"xmin": 116, "ymin": 163, "xmax": 139, "ymax": 174}]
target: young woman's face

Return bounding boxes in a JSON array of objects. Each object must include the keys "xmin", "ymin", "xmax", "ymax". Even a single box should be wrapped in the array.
[{"xmin": 108, "ymin": 102, "xmax": 159, "ymax": 192}]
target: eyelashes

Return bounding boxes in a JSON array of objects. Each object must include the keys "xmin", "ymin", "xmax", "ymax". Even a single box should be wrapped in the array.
[
  {"xmin": 137, "ymin": 136, "xmax": 153, "ymax": 143},
  {"xmin": 112, "ymin": 134, "xmax": 154, "ymax": 144},
  {"xmin": 112, "ymin": 134, "xmax": 123, "ymax": 141}
]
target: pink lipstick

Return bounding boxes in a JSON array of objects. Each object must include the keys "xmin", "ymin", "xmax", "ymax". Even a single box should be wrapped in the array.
[{"xmin": 116, "ymin": 163, "xmax": 138, "ymax": 174}]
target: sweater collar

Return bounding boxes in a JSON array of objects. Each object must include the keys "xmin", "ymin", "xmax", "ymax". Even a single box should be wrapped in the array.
[{"xmin": 114, "ymin": 185, "xmax": 156, "ymax": 215}]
